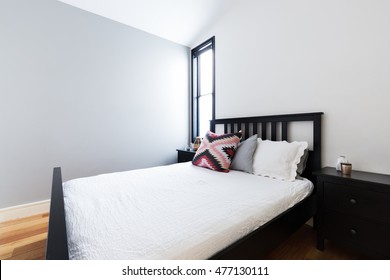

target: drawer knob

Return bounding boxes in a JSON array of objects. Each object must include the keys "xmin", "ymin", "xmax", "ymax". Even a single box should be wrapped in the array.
[
  {"xmin": 350, "ymin": 229, "xmax": 357, "ymax": 235},
  {"xmin": 349, "ymin": 198, "xmax": 357, "ymax": 204}
]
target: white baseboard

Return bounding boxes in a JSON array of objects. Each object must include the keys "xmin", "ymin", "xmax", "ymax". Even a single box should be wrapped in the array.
[{"xmin": 0, "ymin": 200, "xmax": 50, "ymax": 223}]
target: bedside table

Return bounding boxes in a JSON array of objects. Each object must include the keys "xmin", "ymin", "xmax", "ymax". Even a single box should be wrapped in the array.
[
  {"xmin": 176, "ymin": 149, "xmax": 196, "ymax": 163},
  {"xmin": 314, "ymin": 167, "xmax": 390, "ymax": 259}
]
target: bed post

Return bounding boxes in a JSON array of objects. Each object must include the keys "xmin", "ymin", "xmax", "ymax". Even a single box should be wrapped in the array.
[
  {"xmin": 312, "ymin": 113, "xmax": 322, "ymax": 172},
  {"xmin": 46, "ymin": 167, "xmax": 69, "ymax": 260}
]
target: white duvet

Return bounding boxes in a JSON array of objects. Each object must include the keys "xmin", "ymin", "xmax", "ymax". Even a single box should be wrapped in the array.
[{"xmin": 63, "ymin": 162, "xmax": 313, "ymax": 260}]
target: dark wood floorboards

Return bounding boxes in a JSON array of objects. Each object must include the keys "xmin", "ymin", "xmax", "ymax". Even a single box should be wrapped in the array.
[{"xmin": 265, "ymin": 224, "xmax": 369, "ymax": 259}]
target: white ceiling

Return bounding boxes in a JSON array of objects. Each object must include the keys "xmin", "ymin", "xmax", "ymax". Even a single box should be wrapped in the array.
[{"xmin": 58, "ymin": 0, "xmax": 237, "ymax": 47}]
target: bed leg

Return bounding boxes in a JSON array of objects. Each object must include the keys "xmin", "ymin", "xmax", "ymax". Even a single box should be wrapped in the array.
[{"xmin": 46, "ymin": 167, "xmax": 69, "ymax": 260}]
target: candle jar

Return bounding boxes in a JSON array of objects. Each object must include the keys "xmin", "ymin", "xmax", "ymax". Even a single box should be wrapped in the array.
[
  {"xmin": 194, "ymin": 137, "xmax": 202, "ymax": 151},
  {"xmin": 341, "ymin": 163, "xmax": 352, "ymax": 175}
]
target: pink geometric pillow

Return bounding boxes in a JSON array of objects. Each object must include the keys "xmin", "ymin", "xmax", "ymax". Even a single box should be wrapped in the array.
[{"xmin": 192, "ymin": 131, "xmax": 242, "ymax": 172}]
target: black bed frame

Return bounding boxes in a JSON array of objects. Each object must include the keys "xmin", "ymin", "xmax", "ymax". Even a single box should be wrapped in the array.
[{"xmin": 46, "ymin": 112, "xmax": 323, "ymax": 260}]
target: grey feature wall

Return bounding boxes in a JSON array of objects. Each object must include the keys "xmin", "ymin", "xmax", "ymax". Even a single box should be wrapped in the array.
[{"xmin": 0, "ymin": 0, "xmax": 189, "ymax": 208}]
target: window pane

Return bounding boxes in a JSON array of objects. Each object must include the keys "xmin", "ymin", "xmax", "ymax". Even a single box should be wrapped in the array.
[
  {"xmin": 198, "ymin": 94, "xmax": 212, "ymax": 137},
  {"xmin": 192, "ymin": 57, "xmax": 198, "ymax": 132},
  {"xmin": 199, "ymin": 49, "xmax": 213, "ymax": 96},
  {"xmin": 191, "ymin": 37, "xmax": 214, "ymax": 141}
]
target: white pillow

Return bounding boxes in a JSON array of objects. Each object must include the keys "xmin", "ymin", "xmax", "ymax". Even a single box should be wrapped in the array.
[{"xmin": 252, "ymin": 139, "xmax": 308, "ymax": 181}]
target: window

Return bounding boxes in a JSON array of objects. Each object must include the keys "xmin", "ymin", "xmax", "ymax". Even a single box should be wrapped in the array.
[{"xmin": 191, "ymin": 37, "xmax": 215, "ymax": 141}]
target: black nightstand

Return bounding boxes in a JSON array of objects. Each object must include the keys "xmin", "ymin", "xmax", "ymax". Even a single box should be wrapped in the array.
[
  {"xmin": 176, "ymin": 149, "xmax": 196, "ymax": 163},
  {"xmin": 314, "ymin": 167, "xmax": 390, "ymax": 259}
]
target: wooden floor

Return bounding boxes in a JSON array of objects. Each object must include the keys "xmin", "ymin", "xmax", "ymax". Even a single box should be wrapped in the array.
[
  {"xmin": 0, "ymin": 213, "xmax": 48, "ymax": 260},
  {"xmin": 0, "ymin": 213, "xmax": 367, "ymax": 260},
  {"xmin": 265, "ymin": 224, "xmax": 368, "ymax": 260}
]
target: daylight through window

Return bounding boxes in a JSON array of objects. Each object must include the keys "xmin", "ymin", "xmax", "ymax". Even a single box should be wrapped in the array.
[{"xmin": 191, "ymin": 37, "xmax": 215, "ymax": 141}]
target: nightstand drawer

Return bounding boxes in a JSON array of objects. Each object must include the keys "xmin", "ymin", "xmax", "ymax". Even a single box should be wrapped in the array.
[
  {"xmin": 315, "ymin": 167, "xmax": 390, "ymax": 258},
  {"xmin": 324, "ymin": 211, "xmax": 390, "ymax": 257},
  {"xmin": 177, "ymin": 149, "xmax": 196, "ymax": 163},
  {"xmin": 324, "ymin": 181, "xmax": 390, "ymax": 224}
]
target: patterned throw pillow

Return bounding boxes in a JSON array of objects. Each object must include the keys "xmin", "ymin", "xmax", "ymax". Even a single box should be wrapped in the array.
[{"xmin": 192, "ymin": 131, "xmax": 242, "ymax": 172}]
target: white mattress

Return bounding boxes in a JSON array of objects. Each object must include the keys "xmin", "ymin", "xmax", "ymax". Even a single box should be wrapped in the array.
[{"xmin": 63, "ymin": 162, "xmax": 313, "ymax": 260}]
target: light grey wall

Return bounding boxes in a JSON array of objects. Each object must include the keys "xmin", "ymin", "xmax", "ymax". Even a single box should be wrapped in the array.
[
  {"xmin": 193, "ymin": 0, "xmax": 390, "ymax": 175},
  {"xmin": 0, "ymin": 0, "xmax": 189, "ymax": 208}
]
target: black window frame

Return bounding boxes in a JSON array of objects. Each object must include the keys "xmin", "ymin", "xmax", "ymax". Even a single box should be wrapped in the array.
[{"xmin": 191, "ymin": 36, "xmax": 215, "ymax": 141}]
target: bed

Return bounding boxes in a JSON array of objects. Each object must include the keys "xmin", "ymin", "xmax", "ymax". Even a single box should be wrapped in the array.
[{"xmin": 46, "ymin": 112, "xmax": 323, "ymax": 260}]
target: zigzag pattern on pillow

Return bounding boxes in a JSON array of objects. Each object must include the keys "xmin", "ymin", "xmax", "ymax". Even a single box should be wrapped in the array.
[{"xmin": 192, "ymin": 131, "xmax": 241, "ymax": 172}]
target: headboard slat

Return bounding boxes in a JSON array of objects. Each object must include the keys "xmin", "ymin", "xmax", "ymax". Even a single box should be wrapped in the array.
[
  {"xmin": 282, "ymin": 121, "xmax": 288, "ymax": 141},
  {"xmin": 245, "ymin": 123, "xmax": 250, "ymax": 139},
  {"xmin": 261, "ymin": 122, "xmax": 267, "ymax": 139},
  {"xmin": 253, "ymin": 122, "xmax": 258, "ymax": 135},
  {"xmin": 271, "ymin": 122, "xmax": 277, "ymax": 141}
]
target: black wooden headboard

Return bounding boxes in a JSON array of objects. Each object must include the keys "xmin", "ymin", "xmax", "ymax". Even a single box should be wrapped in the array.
[{"xmin": 210, "ymin": 112, "xmax": 323, "ymax": 182}]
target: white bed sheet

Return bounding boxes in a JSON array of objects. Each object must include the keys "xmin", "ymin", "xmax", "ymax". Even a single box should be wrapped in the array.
[{"xmin": 63, "ymin": 162, "xmax": 313, "ymax": 260}]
